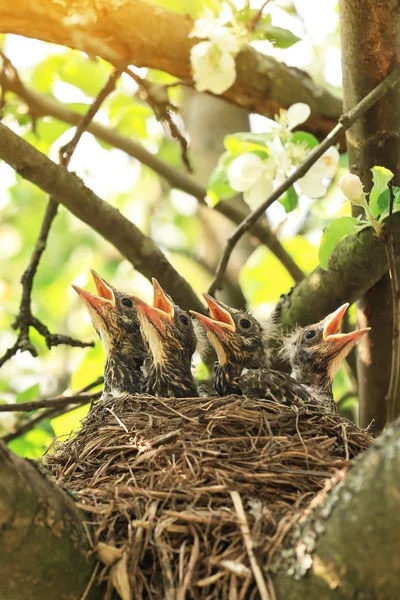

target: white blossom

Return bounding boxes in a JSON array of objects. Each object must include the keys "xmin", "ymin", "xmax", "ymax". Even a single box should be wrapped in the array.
[
  {"xmin": 339, "ymin": 173, "xmax": 364, "ymax": 203},
  {"xmin": 296, "ymin": 146, "xmax": 340, "ymax": 198},
  {"xmin": 227, "ymin": 153, "xmax": 275, "ymax": 210},
  {"xmin": 189, "ymin": 9, "xmax": 240, "ymax": 94},
  {"xmin": 190, "ymin": 42, "xmax": 236, "ymax": 94}
]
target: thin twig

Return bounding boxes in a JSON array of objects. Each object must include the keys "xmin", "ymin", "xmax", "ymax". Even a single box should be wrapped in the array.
[
  {"xmin": 246, "ymin": 0, "xmax": 271, "ymax": 33},
  {"xmin": 230, "ymin": 491, "xmax": 270, "ymax": 600},
  {"xmin": 0, "ymin": 68, "xmax": 122, "ymax": 369},
  {"xmin": 1, "ymin": 403, "xmax": 80, "ymax": 443},
  {"xmin": 0, "ymin": 61, "xmax": 304, "ymax": 283},
  {"xmin": 0, "ymin": 390, "xmax": 102, "ymax": 413},
  {"xmin": 125, "ymin": 66, "xmax": 192, "ymax": 172},
  {"xmin": 385, "ymin": 182, "xmax": 400, "ymax": 423},
  {"xmin": 208, "ymin": 61, "xmax": 400, "ymax": 296}
]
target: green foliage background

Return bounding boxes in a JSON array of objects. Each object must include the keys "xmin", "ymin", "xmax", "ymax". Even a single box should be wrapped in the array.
[{"xmin": 0, "ymin": 0, "xmax": 359, "ymax": 458}]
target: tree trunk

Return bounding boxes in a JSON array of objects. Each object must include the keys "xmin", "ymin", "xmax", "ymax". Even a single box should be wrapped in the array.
[
  {"xmin": 339, "ymin": 0, "xmax": 400, "ymax": 431},
  {"xmin": 273, "ymin": 417, "xmax": 400, "ymax": 599},
  {"xmin": 0, "ymin": 443, "xmax": 97, "ymax": 600}
]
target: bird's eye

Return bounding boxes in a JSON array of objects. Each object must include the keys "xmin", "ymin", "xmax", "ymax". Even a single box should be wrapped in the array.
[
  {"xmin": 179, "ymin": 314, "xmax": 190, "ymax": 326},
  {"xmin": 239, "ymin": 318, "xmax": 252, "ymax": 329},
  {"xmin": 122, "ymin": 298, "xmax": 133, "ymax": 308},
  {"xmin": 305, "ymin": 330, "xmax": 316, "ymax": 340}
]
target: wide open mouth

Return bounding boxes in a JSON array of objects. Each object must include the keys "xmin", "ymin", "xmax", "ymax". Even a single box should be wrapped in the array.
[
  {"xmin": 322, "ymin": 303, "xmax": 370, "ymax": 350},
  {"xmin": 89, "ymin": 270, "xmax": 115, "ymax": 304},
  {"xmin": 72, "ymin": 283, "xmax": 114, "ymax": 314},
  {"xmin": 152, "ymin": 278, "xmax": 174, "ymax": 319},
  {"xmin": 190, "ymin": 294, "xmax": 235, "ymax": 333}
]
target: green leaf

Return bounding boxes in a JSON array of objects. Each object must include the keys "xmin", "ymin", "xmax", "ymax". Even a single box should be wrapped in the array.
[
  {"xmin": 253, "ymin": 21, "xmax": 300, "ymax": 48},
  {"xmin": 369, "ymin": 166, "xmax": 394, "ymax": 216},
  {"xmin": 375, "ymin": 186, "xmax": 400, "ymax": 217},
  {"xmin": 60, "ymin": 56, "xmax": 111, "ymax": 97},
  {"xmin": 291, "ymin": 131, "xmax": 319, "ymax": 149},
  {"xmin": 280, "ymin": 186, "xmax": 298, "ymax": 213},
  {"xmin": 16, "ymin": 383, "xmax": 40, "ymax": 404},
  {"xmin": 319, "ymin": 217, "xmax": 360, "ymax": 270},
  {"xmin": 224, "ymin": 132, "xmax": 271, "ymax": 156},
  {"xmin": 207, "ymin": 153, "xmax": 237, "ymax": 202}
]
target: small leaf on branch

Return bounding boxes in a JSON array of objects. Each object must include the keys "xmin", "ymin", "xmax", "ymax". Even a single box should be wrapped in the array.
[
  {"xmin": 224, "ymin": 132, "xmax": 271, "ymax": 156},
  {"xmin": 252, "ymin": 20, "xmax": 300, "ymax": 48},
  {"xmin": 291, "ymin": 131, "xmax": 319, "ymax": 149},
  {"xmin": 319, "ymin": 216, "xmax": 362, "ymax": 270},
  {"xmin": 207, "ymin": 153, "xmax": 237, "ymax": 202},
  {"xmin": 280, "ymin": 186, "xmax": 298, "ymax": 213},
  {"xmin": 369, "ymin": 166, "xmax": 394, "ymax": 216}
]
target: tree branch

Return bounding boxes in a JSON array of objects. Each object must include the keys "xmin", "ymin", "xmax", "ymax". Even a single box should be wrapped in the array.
[
  {"xmin": 208, "ymin": 61, "xmax": 400, "ymax": 296},
  {"xmin": 0, "ymin": 378, "xmax": 103, "ymax": 413},
  {"xmin": 0, "ymin": 66, "xmax": 122, "ymax": 368},
  {"xmin": 0, "ymin": 65, "xmax": 305, "ymax": 283},
  {"xmin": 0, "ymin": 443, "xmax": 98, "ymax": 600},
  {"xmin": 0, "ymin": 0, "xmax": 342, "ymax": 140},
  {"xmin": 277, "ymin": 211, "xmax": 400, "ymax": 327},
  {"xmin": 0, "ymin": 121, "xmax": 205, "ymax": 314},
  {"xmin": 273, "ymin": 418, "xmax": 400, "ymax": 598}
]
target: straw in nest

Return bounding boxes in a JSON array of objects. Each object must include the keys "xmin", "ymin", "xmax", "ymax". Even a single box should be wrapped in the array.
[{"xmin": 47, "ymin": 394, "xmax": 372, "ymax": 600}]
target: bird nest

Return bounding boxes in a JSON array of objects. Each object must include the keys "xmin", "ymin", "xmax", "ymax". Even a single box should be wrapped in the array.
[{"xmin": 47, "ymin": 394, "xmax": 373, "ymax": 600}]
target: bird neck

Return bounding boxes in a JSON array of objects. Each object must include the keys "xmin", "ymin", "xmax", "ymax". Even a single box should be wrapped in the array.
[
  {"xmin": 214, "ymin": 362, "xmax": 243, "ymax": 396},
  {"xmin": 145, "ymin": 357, "xmax": 198, "ymax": 398},
  {"xmin": 292, "ymin": 367, "xmax": 333, "ymax": 398},
  {"xmin": 103, "ymin": 348, "xmax": 145, "ymax": 396}
]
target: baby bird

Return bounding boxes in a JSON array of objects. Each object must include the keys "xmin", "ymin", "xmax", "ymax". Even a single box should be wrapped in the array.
[
  {"xmin": 241, "ymin": 303, "xmax": 370, "ymax": 412},
  {"xmin": 133, "ymin": 279, "xmax": 198, "ymax": 398},
  {"xmin": 190, "ymin": 294, "xmax": 273, "ymax": 396},
  {"xmin": 72, "ymin": 270, "xmax": 147, "ymax": 397}
]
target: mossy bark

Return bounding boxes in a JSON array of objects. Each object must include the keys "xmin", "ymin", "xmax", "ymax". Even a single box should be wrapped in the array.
[
  {"xmin": 273, "ymin": 419, "xmax": 400, "ymax": 599},
  {"xmin": 339, "ymin": 0, "xmax": 400, "ymax": 431},
  {"xmin": 0, "ymin": 443, "xmax": 98, "ymax": 600}
]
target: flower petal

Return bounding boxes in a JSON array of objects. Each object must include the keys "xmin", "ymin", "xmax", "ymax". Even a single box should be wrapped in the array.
[
  {"xmin": 191, "ymin": 42, "xmax": 237, "ymax": 94},
  {"xmin": 296, "ymin": 172, "xmax": 327, "ymax": 198},
  {"xmin": 244, "ymin": 177, "xmax": 274, "ymax": 211},
  {"xmin": 210, "ymin": 26, "xmax": 240, "ymax": 53},
  {"xmin": 227, "ymin": 153, "xmax": 266, "ymax": 192},
  {"xmin": 287, "ymin": 103, "xmax": 311, "ymax": 130}
]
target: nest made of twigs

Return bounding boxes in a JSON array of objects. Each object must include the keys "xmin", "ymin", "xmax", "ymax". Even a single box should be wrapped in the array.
[{"xmin": 46, "ymin": 394, "xmax": 372, "ymax": 600}]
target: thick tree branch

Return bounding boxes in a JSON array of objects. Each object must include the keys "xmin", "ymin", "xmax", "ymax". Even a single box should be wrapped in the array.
[
  {"xmin": 0, "ymin": 122, "xmax": 204, "ymax": 314},
  {"xmin": 0, "ymin": 443, "xmax": 98, "ymax": 600},
  {"xmin": 0, "ymin": 67, "xmax": 122, "ymax": 368},
  {"xmin": 208, "ymin": 61, "xmax": 400, "ymax": 296},
  {"xmin": 0, "ymin": 0, "xmax": 342, "ymax": 140},
  {"xmin": 273, "ymin": 418, "xmax": 400, "ymax": 598},
  {"xmin": 277, "ymin": 212, "xmax": 400, "ymax": 327},
  {"xmin": 340, "ymin": 0, "xmax": 400, "ymax": 431},
  {"xmin": 0, "ymin": 66, "xmax": 304, "ymax": 283}
]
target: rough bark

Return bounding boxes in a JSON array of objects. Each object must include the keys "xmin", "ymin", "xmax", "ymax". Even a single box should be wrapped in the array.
[
  {"xmin": 0, "ymin": 121, "xmax": 204, "ymax": 314},
  {"xmin": 339, "ymin": 0, "xmax": 400, "ymax": 430},
  {"xmin": 0, "ymin": 0, "xmax": 341, "ymax": 139},
  {"xmin": 278, "ymin": 211, "xmax": 400, "ymax": 326},
  {"xmin": 0, "ymin": 443, "xmax": 97, "ymax": 600},
  {"xmin": 273, "ymin": 418, "xmax": 400, "ymax": 599}
]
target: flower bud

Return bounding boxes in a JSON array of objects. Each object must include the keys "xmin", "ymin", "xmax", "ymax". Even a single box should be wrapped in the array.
[{"xmin": 339, "ymin": 174, "xmax": 364, "ymax": 204}]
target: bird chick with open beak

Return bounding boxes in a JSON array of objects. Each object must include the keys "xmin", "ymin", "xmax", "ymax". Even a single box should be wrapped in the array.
[
  {"xmin": 190, "ymin": 294, "xmax": 274, "ymax": 396},
  {"xmin": 133, "ymin": 279, "xmax": 198, "ymax": 398},
  {"xmin": 72, "ymin": 270, "xmax": 147, "ymax": 397},
  {"xmin": 240, "ymin": 303, "xmax": 370, "ymax": 411}
]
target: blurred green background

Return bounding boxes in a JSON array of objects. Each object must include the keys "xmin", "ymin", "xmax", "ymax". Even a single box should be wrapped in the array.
[{"xmin": 0, "ymin": 0, "xmax": 358, "ymax": 458}]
